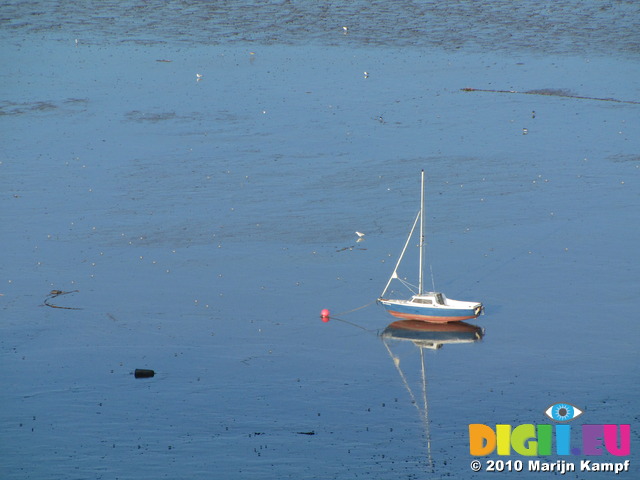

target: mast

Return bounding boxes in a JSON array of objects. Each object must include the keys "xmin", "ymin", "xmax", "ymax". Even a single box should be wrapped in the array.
[
  {"xmin": 418, "ymin": 170, "xmax": 425, "ymax": 294},
  {"xmin": 379, "ymin": 170, "xmax": 427, "ymax": 300}
]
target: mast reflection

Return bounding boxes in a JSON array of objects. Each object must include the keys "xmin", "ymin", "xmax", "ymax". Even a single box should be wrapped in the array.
[{"xmin": 380, "ymin": 320, "xmax": 484, "ymax": 470}]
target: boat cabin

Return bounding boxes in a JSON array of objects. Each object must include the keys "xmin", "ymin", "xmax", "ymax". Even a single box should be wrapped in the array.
[{"xmin": 411, "ymin": 293, "xmax": 446, "ymax": 306}]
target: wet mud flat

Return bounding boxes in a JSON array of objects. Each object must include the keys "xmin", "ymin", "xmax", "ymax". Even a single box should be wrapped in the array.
[{"xmin": 2, "ymin": 2, "xmax": 640, "ymax": 478}]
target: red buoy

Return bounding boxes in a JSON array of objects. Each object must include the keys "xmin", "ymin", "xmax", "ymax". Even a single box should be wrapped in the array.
[{"xmin": 320, "ymin": 308, "xmax": 330, "ymax": 322}]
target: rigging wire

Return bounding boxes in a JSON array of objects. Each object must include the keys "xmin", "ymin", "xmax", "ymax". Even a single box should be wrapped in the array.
[{"xmin": 428, "ymin": 255, "xmax": 436, "ymax": 292}]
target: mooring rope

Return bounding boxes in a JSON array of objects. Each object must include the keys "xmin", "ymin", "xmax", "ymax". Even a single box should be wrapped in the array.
[{"xmin": 332, "ymin": 300, "xmax": 377, "ymax": 317}]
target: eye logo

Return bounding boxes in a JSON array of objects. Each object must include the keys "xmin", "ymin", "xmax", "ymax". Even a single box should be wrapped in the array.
[{"xmin": 544, "ymin": 403, "xmax": 583, "ymax": 422}]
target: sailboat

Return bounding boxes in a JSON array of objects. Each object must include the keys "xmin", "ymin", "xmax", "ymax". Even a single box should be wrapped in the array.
[{"xmin": 378, "ymin": 170, "xmax": 484, "ymax": 323}]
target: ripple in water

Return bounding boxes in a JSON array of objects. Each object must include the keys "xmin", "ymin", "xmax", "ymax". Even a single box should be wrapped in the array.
[{"xmin": 2, "ymin": 0, "xmax": 639, "ymax": 55}]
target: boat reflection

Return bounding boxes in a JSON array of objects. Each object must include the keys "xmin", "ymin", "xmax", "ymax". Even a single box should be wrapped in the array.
[
  {"xmin": 380, "ymin": 320, "xmax": 484, "ymax": 470},
  {"xmin": 381, "ymin": 320, "xmax": 484, "ymax": 350}
]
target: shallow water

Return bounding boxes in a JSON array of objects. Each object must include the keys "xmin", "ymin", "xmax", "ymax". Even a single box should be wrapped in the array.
[
  {"xmin": 2, "ymin": 0, "xmax": 640, "ymax": 56},
  {"xmin": 2, "ymin": 2, "xmax": 639, "ymax": 479}
]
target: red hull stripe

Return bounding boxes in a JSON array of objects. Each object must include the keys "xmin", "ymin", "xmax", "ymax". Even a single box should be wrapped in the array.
[{"xmin": 386, "ymin": 310, "xmax": 477, "ymax": 323}]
